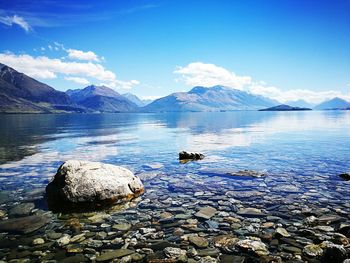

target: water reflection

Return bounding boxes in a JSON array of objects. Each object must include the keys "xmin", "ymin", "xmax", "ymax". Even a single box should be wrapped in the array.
[{"xmin": 0, "ymin": 111, "xmax": 348, "ymax": 171}]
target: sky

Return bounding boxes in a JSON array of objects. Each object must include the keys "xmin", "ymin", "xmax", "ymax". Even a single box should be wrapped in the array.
[{"xmin": 0, "ymin": 0, "xmax": 350, "ymax": 103}]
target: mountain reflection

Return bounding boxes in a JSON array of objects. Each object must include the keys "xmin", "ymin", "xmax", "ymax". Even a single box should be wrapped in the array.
[{"xmin": 0, "ymin": 111, "xmax": 349, "ymax": 166}]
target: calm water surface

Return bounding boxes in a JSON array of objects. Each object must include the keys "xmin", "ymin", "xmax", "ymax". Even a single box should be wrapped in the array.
[
  {"xmin": 1, "ymin": 111, "xmax": 349, "ymax": 187},
  {"xmin": 0, "ymin": 111, "xmax": 349, "ymax": 262}
]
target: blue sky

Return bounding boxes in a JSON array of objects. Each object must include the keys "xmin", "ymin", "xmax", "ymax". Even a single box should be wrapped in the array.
[{"xmin": 0, "ymin": 0, "xmax": 349, "ymax": 103}]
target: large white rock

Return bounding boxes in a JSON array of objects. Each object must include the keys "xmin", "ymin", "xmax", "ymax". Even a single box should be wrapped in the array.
[{"xmin": 46, "ymin": 160, "xmax": 144, "ymax": 211}]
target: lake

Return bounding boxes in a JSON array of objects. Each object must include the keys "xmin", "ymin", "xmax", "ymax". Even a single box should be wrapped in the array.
[{"xmin": 0, "ymin": 111, "xmax": 349, "ymax": 262}]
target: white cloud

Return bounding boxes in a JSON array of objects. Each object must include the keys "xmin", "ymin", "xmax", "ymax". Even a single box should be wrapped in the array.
[
  {"xmin": 67, "ymin": 49, "xmax": 100, "ymax": 62},
  {"xmin": 249, "ymin": 82, "xmax": 350, "ymax": 104},
  {"xmin": 64, "ymin": 76, "xmax": 90, "ymax": 85},
  {"xmin": 174, "ymin": 62, "xmax": 350, "ymax": 104},
  {"xmin": 0, "ymin": 52, "xmax": 139, "ymax": 90},
  {"xmin": 174, "ymin": 62, "xmax": 252, "ymax": 89},
  {"xmin": 101, "ymin": 79, "xmax": 140, "ymax": 90},
  {"xmin": 0, "ymin": 14, "xmax": 31, "ymax": 32},
  {"xmin": 140, "ymin": 95, "xmax": 161, "ymax": 101}
]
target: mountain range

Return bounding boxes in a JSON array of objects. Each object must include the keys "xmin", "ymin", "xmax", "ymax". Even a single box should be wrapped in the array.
[
  {"xmin": 122, "ymin": 93, "xmax": 153, "ymax": 107},
  {"xmin": 142, "ymin": 86, "xmax": 278, "ymax": 112},
  {"xmin": 313, "ymin": 97, "xmax": 350, "ymax": 110},
  {"xmin": 66, "ymin": 85, "xmax": 138, "ymax": 112},
  {"xmin": 1, "ymin": 63, "xmax": 349, "ymax": 113},
  {"xmin": 0, "ymin": 63, "xmax": 83, "ymax": 113}
]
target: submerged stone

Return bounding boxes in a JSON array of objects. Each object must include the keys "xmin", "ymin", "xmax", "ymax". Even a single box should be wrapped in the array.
[
  {"xmin": 237, "ymin": 208, "xmax": 266, "ymax": 217},
  {"xmin": 195, "ymin": 206, "xmax": 217, "ymax": 220},
  {"xmin": 8, "ymin": 202, "xmax": 35, "ymax": 217},
  {"xmin": 96, "ymin": 249, "xmax": 134, "ymax": 261},
  {"xmin": 189, "ymin": 236, "xmax": 209, "ymax": 248},
  {"xmin": 303, "ymin": 244, "xmax": 323, "ymax": 257},
  {"xmin": 0, "ymin": 215, "xmax": 49, "ymax": 234},
  {"xmin": 163, "ymin": 247, "xmax": 186, "ymax": 258},
  {"xmin": 228, "ymin": 169, "xmax": 266, "ymax": 178},
  {"xmin": 275, "ymin": 227, "xmax": 291, "ymax": 237},
  {"xmin": 236, "ymin": 239, "xmax": 269, "ymax": 256}
]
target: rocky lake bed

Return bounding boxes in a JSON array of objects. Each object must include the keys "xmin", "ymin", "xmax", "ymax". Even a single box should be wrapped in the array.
[{"xmin": 0, "ymin": 158, "xmax": 349, "ymax": 263}]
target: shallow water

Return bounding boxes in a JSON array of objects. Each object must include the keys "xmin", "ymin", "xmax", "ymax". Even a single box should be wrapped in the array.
[{"xmin": 0, "ymin": 111, "xmax": 349, "ymax": 262}]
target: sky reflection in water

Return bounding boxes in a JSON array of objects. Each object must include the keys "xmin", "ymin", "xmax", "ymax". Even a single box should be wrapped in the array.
[{"xmin": 0, "ymin": 111, "xmax": 349, "ymax": 199}]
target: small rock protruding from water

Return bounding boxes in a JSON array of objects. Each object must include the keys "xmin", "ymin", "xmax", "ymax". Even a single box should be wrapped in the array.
[
  {"xmin": 179, "ymin": 151, "xmax": 204, "ymax": 162},
  {"xmin": 339, "ymin": 173, "xmax": 350, "ymax": 180}
]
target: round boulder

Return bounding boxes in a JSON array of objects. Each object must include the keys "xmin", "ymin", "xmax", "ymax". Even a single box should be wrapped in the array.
[{"xmin": 46, "ymin": 160, "xmax": 144, "ymax": 212}]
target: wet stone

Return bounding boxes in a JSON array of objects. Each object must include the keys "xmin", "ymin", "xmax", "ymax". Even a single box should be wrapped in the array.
[
  {"xmin": 0, "ymin": 192, "xmax": 10, "ymax": 204},
  {"xmin": 96, "ymin": 249, "xmax": 135, "ymax": 261},
  {"xmin": 321, "ymin": 242, "xmax": 347, "ymax": 263},
  {"xmin": 236, "ymin": 239, "xmax": 269, "ymax": 256},
  {"xmin": 47, "ymin": 231, "xmax": 63, "ymax": 240},
  {"xmin": 66, "ymin": 244, "xmax": 84, "ymax": 253},
  {"xmin": 275, "ymin": 227, "xmax": 291, "ymax": 237},
  {"xmin": 197, "ymin": 248, "xmax": 220, "ymax": 257},
  {"xmin": 56, "ymin": 234, "xmax": 71, "ymax": 247},
  {"xmin": 228, "ymin": 169, "xmax": 266, "ymax": 178},
  {"xmin": 195, "ymin": 206, "xmax": 217, "ymax": 220},
  {"xmin": 303, "ymin": 244, "xmax": 323, "ymax": 257},
  {"xmin": 220, "ymin": 255, "xmax": 245, "ymax": 263},
  {"xmin": 212, "ymin": 235, "xmax": 239, "ymax": 252},
  {"xmin": 112, "ymin": 222, "xmax": 131, "ymax": 231},
  {"xmin": 0, "ymin": 215, "xmax": 49, "ymax": 234},
  {"xmin": 280, "ymin": 244, "xmax": 302, "ymax": 254},
  {"xmin": 237, "ymin": 207, "xmax": 267, "ymax": 217},
  {"xmin": 189, "ymin": 235, "xmax": 209, "ymax": 248},
  {"xmin": 60, "ymin": 254, "xmax": 89, "ymax": 263},
  {"xmin": 163, "ymin": 247, "xmax": 186, "ymax": 258},
  {"xmin": 151, "ymin": 241, "xmax": 179, "ymax": 250},
  {"xmin": 8, "ymin": 202, "xmax": 35, "ymax": 217},
  {"xmin": 0, "ymin": 210, "xmax": 6, "ymax": 218},
  {"xmin": 32, "ymin": 238, "xmax": 45, "ymax": 245}
]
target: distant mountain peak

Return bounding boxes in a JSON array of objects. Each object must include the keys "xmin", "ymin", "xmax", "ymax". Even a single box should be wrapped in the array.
[
  {"xmin": 66, "ymin": 84, "xmax": 138, "ymax": 112},
  {"xmin": 122, "ymin": 92, "xmax": 153, "ymax": 107},
  {"xmin": 314, "ymin": 97, "xmax": 350, "ymax": 110},
  {"xmin": 143, "ymin": 85, "xmax": 278, "ymax": 112},
  {"xmin": 0, "ymin": 63, "xmax": 83, "ymax": 113}
]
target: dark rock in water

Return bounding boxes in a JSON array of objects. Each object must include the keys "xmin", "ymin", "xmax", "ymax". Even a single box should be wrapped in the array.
[
  {"xmin": 0, "ymin": 192, "xmax": 11, "ymax": 204},
  {"xmin": 46, "ymin": 160, "xmax": 144, "ymax": 212},
  {"xmin": 8, "ymin": 202, "xmax": 35, "ymax": 217},
  {"xmin": 339, "ymin": 173, "xmax": 350, "ymax": 180},
  {"xmin": 0, "ymin": 215, "xmax": 49, "ymax": 234},
  {"xmin": 96, "ymin": 249, "xmax": 134, "ymax": 262},
  {"xmin": 220, "ymin": 255, "xmax": 245, "ymax": 263},
  {"xmin": 228, "ymin": 169, "xmax": 265, "ymax": 178},
  {"xmin": 179, "ymin": 151, "xmax": 204, "ymax": 161},
  {"xmin": 321, "ymin": 242, "xmax": 347, "ymax": 263},
  {"xmin": 151, "ymin": 241, "xmax": 179, "ymax": 250},
  {"xmin": 61, "ymin": 254, "xmax": 89, "ymax": 263},
  {"xmin": 199, "ymin": 168, "xmax": 265, "ymax": 178}
]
